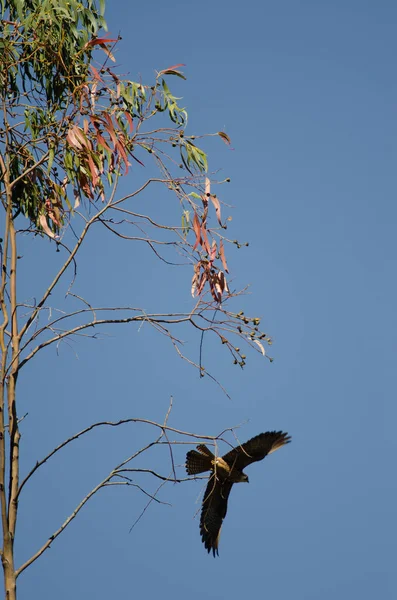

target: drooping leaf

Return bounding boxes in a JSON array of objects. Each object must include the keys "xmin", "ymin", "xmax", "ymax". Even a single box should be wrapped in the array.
[
  {"xmin": 192, "ymin": 211, "xmax": 201, "ymax": 251},
  {"xmin": 90, "ymin": 65, "xmax": 104, "ymax": 82},
  {"xmin": 209, "ymin": 195, "xmax": 222, "ymax": 227},
  {"xmin": 39, "ymin": 214, "xmax": 57, "ymax": 238},
  {"xmin": 218, "ymin": 131, "xmax": 231, "ymax": 145},
  {"xmin": 191, "ymin": 262, "xmax": 201, "ymax": 297},
  {"xmin": 201, "ymin": 224, "xmax": 211, "ymax": 254},
  {"xmin": 124, "ymin": 110, "xmax": 134, "ymax": 133},
  {"xmin": 253, "ymin": 339, "xmax": 266, "ymax": 355},
  {"xmin": 209, "ymin": 240, "xmax": 217, "ymax": 263},
  {"xmin": 47, "ymin": 146, "xmax": 55, "ymax": 174},
  {"xmin": 102, "ymin": 113, "xmax": 118, "ymax": 147},
  {"xmin": 219, "ymin": 239, "xmax": 229, "ymax": 273},
  {"xmin": 99, "ymin": 43, "xmax": 116, "ymax": 62},
  {"xmin": 181, "ymin": 210, "xmax": 190, "ymax": 238},
  {"xmin": 210, "ymin": 270, "xmax": 229, "ymax": 303}
]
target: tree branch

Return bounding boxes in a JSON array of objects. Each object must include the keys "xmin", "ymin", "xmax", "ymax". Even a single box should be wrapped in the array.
[
  {"xmin": 15, "ymin": 477, "xmax": 108, "ymax": 578},
  {"xmin": 17, "ymin": 176, "xmax": 120, "ymax": 343},
  {"xmin": 17, "ymin": 416, "xmax": 236, "ymax": 499}
]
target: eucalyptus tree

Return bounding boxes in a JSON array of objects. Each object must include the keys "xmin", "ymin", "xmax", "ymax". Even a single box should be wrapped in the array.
[{"xmin": 0, "ymin": 1, "xmax": 270, "ymax": 597}]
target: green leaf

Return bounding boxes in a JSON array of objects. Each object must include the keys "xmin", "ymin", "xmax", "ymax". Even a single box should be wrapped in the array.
[
  {"xmin": 162, "ymin": 79, "xmax": 171, "ymax": 95},
  {"xmin": 14, "ymin": 0, "xmax": 24, "ymax": 20},
  {"xmin": 181, "ymin": 211, "xmax": 190, "ymax": 238},
  {"xmin": 184, "ymin": 142, "xmax": 208, "ymax": 172},
  {"xmin": 97, "ymin": 15, "xmax": 108, "ymax": 31},
  {"xmin": 83, "ymin": 8, "xmax": 99, "ymax": 34},
  {"xmin": 47, "ymin": 146, "xmax": 55, "ymax": 174},
  {"xmin": 64, "ymin": 150, "xmax": 74, "ymax": 171},
  {"xmin": 63, "ymin": 195, "xmax": 73, "ymax": 211}
]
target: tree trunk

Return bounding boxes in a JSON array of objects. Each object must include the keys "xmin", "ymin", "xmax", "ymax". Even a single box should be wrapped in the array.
[
  {"xmin": 0, "ymin": 162, "xmax": 19, "ymax": 600},
  {"xmin": 2, "ymin": 538, "xmax": 17, "ymax": 600}
]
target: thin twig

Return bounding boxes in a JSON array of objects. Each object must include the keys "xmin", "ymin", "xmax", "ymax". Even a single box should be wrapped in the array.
[{"xmin": 128, "ymin": 476, "xmax": 169, "ymax": 533}]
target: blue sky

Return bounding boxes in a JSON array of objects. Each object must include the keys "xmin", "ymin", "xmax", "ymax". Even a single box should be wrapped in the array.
[{"xmin": 13, "ymin": 1, "xmax": 396, "ymax": 599}]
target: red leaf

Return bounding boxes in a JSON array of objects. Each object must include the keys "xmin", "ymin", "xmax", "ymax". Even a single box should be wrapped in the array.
[
  {"xmin": 90, "ymin": 65, "xmax": 104, "ymax": 82},
  {"xmin": 158, "ymin": 64, "xmax": 186, "ymax": 76},
  {"xmin": 210, "ymin": 195, "xmax": 222, "ymax": 227},
  {"xmin": 209, "ymin": 240, "xmax": 217, "ymax": 263},
  {"xmin": 191, "ymin": 262, "xmax": 201, "ymax": 297},
  {"xmin": 66, "ymin": 126, "xmax": 83, "ymax": 150},
  {"xmin": 209, "ymin": 278, "xmax": 220, "ymax": 303},
  {"xmin": 192, "ymin": 212, "xmax": 201, "ymax": 251},
  {"xmin": 72, "ymin": 126, "xmax": 91, "ymax": 151},
  {"xmin": 103, "ymin": 113, "xmax": 118, "ymax": 146},
  {"xmin": 96, "ymin": 131, "xmax": 112, "ymax": 154},
  {"xmin": 218, "ymin": 131, "xmax": 232, "ymax": 146},
  {"xmin": 99, "ymin": 44, "xmax": 116, "ymax": 62},
  {"xmin": 219, "ymin": 239, "xmax": 229, "ymax": 273},
  {"xmin": 108, "ymin": 70, "xmax": 120, "ymax": 84},
  {"xmin": 45, "ymin": 199, "xmax": 61, "ymax": 226},
  {"xmin": 211, "ymin": 270, "xmax": 229, "ymax": 304},
  {"xmin": 219, "ymin": 270, "xmax": 229, "ymax": 295},
  {"xmin": 162, "ymin": 63, "xmax": 185, "ymax": 71},
  {"xmin": 78, "ymin": 172, "xmax": 93, "ymax": 199},
  {"xmin": 197, "ymin": 271, "xmax": 207, "ymax": 295},
  {"xmin": 90, "ymin": 114, "xmax": 106, "ymax": 127},
  {"xmin": 124, "ymin": 111, "xmax": 134, "ymax": 133},
  {"xmin": 85, "ymin": 37, "xmax": 118, "ymax": 48},
  {"xmin": 201, "ymin": 194, "xmax": 208, "ymax": 223},
  {"xmin": 87, "ymin": 154, "xmax": 99, "ymax": 187},
  {"xmin": 115, "ymin": 140, "xmax": 130, "ymax": 174},
  {"xmin": 201, "ymin": 224, "xmax": 211, "ymax": 254},
  {"xmin": 39, "ymin": 214, "xmax": 58, "ymax": 239}
]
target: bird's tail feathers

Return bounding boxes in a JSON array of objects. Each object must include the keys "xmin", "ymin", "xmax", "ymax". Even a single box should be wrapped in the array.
[
  {"xmin": 196, "ymin": 444, "xmax": 215, "ymax": 459},
  {"xmin": 186, "ymin": 445, "xmax": 214, "ymax": 475}
]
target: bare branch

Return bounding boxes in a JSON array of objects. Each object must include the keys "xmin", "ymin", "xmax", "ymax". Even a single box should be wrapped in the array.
[
  {"xmin": 17, "ymin": 416, "xmax": 237, "ymax": 499},
  {"xmin": 105, "ymin": 479, "xmax": 172, "ymax": 506},
  {"xmin": 15, "ymin": 476, "xmax": 108, "ymax": 578},
  {"xmin": 115, "ymin": 468, "xmax": 194, "ymax": 483}
]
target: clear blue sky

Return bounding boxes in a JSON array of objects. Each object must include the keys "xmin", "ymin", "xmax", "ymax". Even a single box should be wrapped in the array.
[{"xmin": 15, "ymin": 1, "xmax": 396, "ymax": 599}]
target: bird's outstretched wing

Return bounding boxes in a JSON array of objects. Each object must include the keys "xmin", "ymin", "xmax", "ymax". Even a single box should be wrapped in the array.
[
  {"xmin": 222, "ymin": 431, "xmax": 291, "ymax": 471},
  {"xmin": 200, "ymin": 476, "xmax": 233, "ymax": 557}
]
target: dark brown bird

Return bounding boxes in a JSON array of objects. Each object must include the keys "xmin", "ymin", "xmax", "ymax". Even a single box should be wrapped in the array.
[{"xmin": 186, "ymin": 431, "xmax": 291, "ymax": 556}]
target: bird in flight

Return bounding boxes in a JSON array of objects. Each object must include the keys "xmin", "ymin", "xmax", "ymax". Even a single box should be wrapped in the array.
[{"xmin": 186, "ymin": 431, "xmax": 291, "ymax": 556}]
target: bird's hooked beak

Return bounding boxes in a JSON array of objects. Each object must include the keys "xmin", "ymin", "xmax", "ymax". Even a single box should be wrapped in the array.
[{"xmin": 245, "ymin": 475, "xmax": 249, "ymax": 483}]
